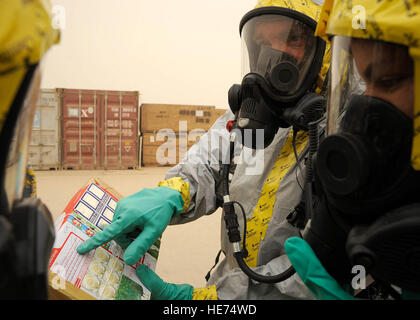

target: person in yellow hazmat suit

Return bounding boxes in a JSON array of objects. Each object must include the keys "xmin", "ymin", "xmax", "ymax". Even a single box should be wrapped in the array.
[
  {"xmin": 78, "ymin": 0, "xmax": 331, "ymax": 300},
  {"xmin": 0, "ymin": 0, "xmax": 60, "ymax": 299},
  {"xmin": 284, "ymin": 0, "xmax": 420, "ymax": 300}
]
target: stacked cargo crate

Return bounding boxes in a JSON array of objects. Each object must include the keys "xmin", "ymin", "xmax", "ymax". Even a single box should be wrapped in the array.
[{"xmin": 140, "ymin": 104, "xmax": 226, "ymax": 166}]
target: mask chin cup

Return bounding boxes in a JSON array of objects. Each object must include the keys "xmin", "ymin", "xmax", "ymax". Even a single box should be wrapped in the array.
[
  {"xmin": 346, "ymin": 203, "xmax": 420, "ymax": 293},
  {"xmin": 316, "ymin": 134, "xmax": 370, "ymax": 196},
  {"xmin": 270, "ymin": 61, "xmax": 299, "ymax": 94}
]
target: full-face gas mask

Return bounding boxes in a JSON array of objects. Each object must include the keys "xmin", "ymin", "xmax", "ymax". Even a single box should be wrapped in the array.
[
  {"xmin": 306, "ymin": 35, "xmax": 420, "ymax": 294},
  {"xmin": 228, "ymin": 6, "xmax": 327, "ymax": 149},
  {"xmin": 220, "ymin": 2, "xmax": 330, "ymax": 285},
  {"xmin": 0, "ymin": 0, "xmax": 60, "ymax": 299}
]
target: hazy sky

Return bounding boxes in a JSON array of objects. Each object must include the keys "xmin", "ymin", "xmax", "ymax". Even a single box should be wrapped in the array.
[{"xmin": 41, "ymin": 0, "xmax": 257, "ymax": 109}]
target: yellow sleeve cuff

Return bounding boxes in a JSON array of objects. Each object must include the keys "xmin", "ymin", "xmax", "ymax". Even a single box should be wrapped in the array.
[
  {"xmin": 158, "ymin": 177, "xmax": 191, "ymax": 213},
  {"xmin": 192, "ymin": 285, "xmax": 218, "ymax": 300},
  {"xmin": 24, "ymin": 169, "xmax": 37, "ymax": 198}
]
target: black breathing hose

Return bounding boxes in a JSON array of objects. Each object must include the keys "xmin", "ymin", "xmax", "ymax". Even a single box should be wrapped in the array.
[
  {"xmin": 234, "ymin": 252, "xmax": 296, "ymax": 283},
  {"xmin": 221, "ymin": 137, "xmax": 296, "ymax": 283},
  {"xmin": 305, "ymin": 113, "xmax": 324, "ymax": 187},
  {"xmin": 222, "ymin": 98, "xmax": 325, "ymax": 283}
]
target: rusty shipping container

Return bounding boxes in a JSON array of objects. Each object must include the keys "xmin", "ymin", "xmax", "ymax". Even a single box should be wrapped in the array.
[
  {"xmin": 28, "ymin": 89, "xmax": 61, "ymax": 170},
  {"xmin": 60, "ymin": 88, "xmax": 140, "ymax": 170}
]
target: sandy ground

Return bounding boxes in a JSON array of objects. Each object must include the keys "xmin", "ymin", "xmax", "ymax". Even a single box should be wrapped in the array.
[{"xmin": 35, "ymin": 167, "xmax": 222, "ymax": 288}]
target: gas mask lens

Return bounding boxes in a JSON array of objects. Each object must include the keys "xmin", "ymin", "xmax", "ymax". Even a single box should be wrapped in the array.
[
  {"xmin": 241, "ymin": 14, "xmax": 317, "ymax": 95},
  {"xmin": 318, "ymin": 36, "xmax": 416, "ymax": 210},
  {"xmin": 326, "ymin": 36, "xmax": 414, "ymax": 136}
]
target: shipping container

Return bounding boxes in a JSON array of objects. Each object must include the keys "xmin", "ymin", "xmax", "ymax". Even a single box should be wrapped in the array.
[
  {"xmin": 28, "ymin": 89, "xmax": 61, "ymax": 170},
  {"xmin": 59, "ymin": 88, "xmax": 140, "ymax": 170}
]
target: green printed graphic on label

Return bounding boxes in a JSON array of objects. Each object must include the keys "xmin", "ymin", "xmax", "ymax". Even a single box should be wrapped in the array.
[
  {"xmin": 147, "ymin": 247, "xmax": 159, "ymax": 259},
  {"xmin": 115, "ymin": 275, "xmax": 143, "ymax": 300},
  {"xmin": 153, "ymin": 238, "xmax": 161, "ymax": 249}
]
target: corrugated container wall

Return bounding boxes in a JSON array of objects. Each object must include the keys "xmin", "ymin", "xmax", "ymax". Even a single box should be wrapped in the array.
[
  {"xmin": 103, "ymin": 92, "xmax": 139, "ymax": 169},
  {"xmin": 28, "ymin": 89, "xmax": 61, "ymax": 170},
  {"xmin": 59, "ymin": 89, "xmax": 139, "ymax": 170}
]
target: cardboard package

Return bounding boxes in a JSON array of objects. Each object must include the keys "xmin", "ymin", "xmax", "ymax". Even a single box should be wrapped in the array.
[
  {"xmin": 48, "ymin": 178, "xmax": 160, "ymax": 300},
  {"xmin": 141, "ymin": 132, "xmax": 203, "ymax": 166},
  {"xmin": 140, "ymin": 105, "xmax": 227, "ymax": 167},
  {"xmin": 140, "ymin": 103, "xmax": 215, "ymax": 133},
  {"xmin": 212, "ymin": 108, "xmax": 227, "ymax": 123}
]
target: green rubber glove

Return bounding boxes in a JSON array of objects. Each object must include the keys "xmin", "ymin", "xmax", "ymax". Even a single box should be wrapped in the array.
[
  {"xmin": 136, "ymin": 265, "xmax": 193, "ymax": 300},
  {"xmin": 77, "ymin": 186, "xmax": 184, "ymax": 265},
  {"xmin": 284, "ymin": 236, "xmax": 355, "ymax": 300}
]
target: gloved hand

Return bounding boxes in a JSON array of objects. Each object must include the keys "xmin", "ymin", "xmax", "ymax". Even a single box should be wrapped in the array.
[
  {"xmin": 77, "ymin": 186, "xmax": 184, "ymax": 265},
  {"xmin": 284, "ymin": 236, "xmax": 355, "ymax": 300},
  {"xmin": 136, "ymin": 265, "xmax": 194, "ymax": 300}
]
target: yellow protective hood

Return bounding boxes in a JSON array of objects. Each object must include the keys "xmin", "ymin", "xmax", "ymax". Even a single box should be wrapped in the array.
[
  {"xmin": 255, "ymin": 0, "xmax": 322, "ymax": 22},
  {"xmin": 0, "ymin": 0, "xmax": 60, "ymax": 131},
  {"xmin": 315, "ymin": 0, "xmax": 420, "ymax": 170},
  {"xmin": 255, "ymin": 0, "xmax": 331, "ymax": 93}
]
